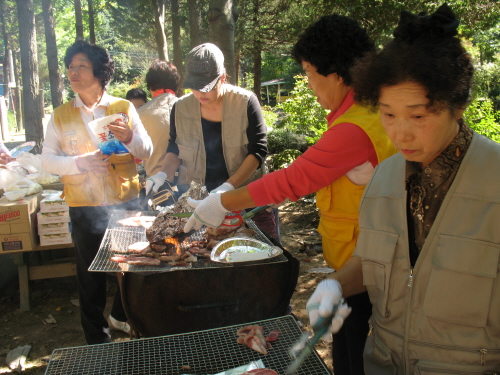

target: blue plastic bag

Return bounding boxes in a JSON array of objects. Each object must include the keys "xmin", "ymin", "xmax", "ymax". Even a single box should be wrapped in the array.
[{"xmin": 100, "ymin": 139, "xmax": 129, "ymax": 155}]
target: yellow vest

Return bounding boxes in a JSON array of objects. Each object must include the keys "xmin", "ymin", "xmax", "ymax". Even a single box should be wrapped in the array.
[
  {"xmin": 53, "ymin": 98, "xmax": 140, "ymax": 207},
  {"xmin": 316, "ymin": 103, "xmax": 397, "ymax": 270}
]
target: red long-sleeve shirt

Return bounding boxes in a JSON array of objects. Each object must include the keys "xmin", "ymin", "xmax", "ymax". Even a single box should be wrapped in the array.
[{"xmin": 248, "ymin": 90, "xmax": 378, "ymax": 205}]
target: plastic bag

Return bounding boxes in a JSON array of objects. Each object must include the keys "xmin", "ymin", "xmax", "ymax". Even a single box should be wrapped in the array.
[
  {"xmin": 88, "ymin": 114, "xmax": 129, "ymax": 156},
  {"xmin": 0, "ymin": 168, "xmax": 24, "ymax": 190},
  {"xmin": 16, "ymin": 152, "xmax": 60, "ymax": 185},
  {"xmin": 99, "ymin": 139, "xmax": 129, "ymax": 155}
]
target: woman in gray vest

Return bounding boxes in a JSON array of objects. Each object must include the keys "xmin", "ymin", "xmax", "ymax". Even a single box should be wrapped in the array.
[
  {"xmin": 306, "ymin": 4, "xmax": 500, "ymax": 374},
  {"xmin": 145, "ymin": 43, "xmax": 278, "ymax": 239}
]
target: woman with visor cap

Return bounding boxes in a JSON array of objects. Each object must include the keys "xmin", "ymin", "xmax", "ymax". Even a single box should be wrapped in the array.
[{"xmin": 145, "ymin": 43, "xmax": 279, "ymax": 240}]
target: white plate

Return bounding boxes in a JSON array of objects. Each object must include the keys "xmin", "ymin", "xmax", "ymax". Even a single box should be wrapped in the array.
[{"xmin": 210, "ymin": 237, "xmax": 283, "ymax": 263}]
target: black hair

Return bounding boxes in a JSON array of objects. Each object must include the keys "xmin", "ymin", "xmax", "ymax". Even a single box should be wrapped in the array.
[
  {"xmin": 145, "ymin": 60, "xmax": 180, "ymax": 92},
  {"xmin": 291, "ymin": 14, "xmax": 375, "ymax": 85},
  {"xmin": 352, "ymin": 4, "xmax": 474, "ymax": 112},
  {"xmin": 64, "ymin": 40, "xmax": 115, "ymax": 89},
  {"xmin": 126, "ymin": 88, "xmax": 148, "ymax": 102}
]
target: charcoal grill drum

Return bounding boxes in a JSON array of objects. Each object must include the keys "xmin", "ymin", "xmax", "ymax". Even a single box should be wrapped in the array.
[{"xmin": 118, "ymin": 249, "xmax": 299, "ymax": 337}]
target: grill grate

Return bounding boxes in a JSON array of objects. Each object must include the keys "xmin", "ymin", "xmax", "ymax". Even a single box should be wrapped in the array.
[
  {"xmin": 89, "ymin": 211, "xmax": 286, "ymax": 273},
  {"xmin": 44, "ymin": 315, "xmax": 330, "ymax": 375}
]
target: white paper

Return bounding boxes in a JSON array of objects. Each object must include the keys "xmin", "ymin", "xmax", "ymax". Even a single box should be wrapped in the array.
[{"xmin": 88, "ymin": 114, "xmax": 125, "ymax": 147}]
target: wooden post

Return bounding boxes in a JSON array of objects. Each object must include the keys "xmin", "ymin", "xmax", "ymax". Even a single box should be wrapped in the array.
[{"xmin": 0, "ymin": 96, "xmax": 10, "ymax": 141}]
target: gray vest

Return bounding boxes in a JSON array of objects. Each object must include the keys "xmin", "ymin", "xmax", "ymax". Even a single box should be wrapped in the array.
[
  {"xmin": 355, "ymin": 133, "xmax": 500, "ymax": 374},
  {"xmin": 175, "ymin": 84, "xmax": 264, "ymax": 185}
]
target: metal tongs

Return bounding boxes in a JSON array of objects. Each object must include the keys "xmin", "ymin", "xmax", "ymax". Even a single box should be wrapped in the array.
[{"xmin": 286, "ymin": 299, "xmax": 345, "ymax": 374}]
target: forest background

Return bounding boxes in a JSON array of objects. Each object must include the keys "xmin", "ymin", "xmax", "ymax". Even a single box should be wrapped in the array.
[{"xmin": 1, "ymin": 0, "xmax": 500, "ymax": 158}]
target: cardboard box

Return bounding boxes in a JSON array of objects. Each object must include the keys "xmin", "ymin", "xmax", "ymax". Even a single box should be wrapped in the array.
[
  {"xmin": 37, "ymin": 211, "xmax": 70, "ymax": 224},
  {"xmin": 0, "ymin": 213, "xmax": 37, "ymax": 235},
  {"xmin": 0, "ymin": 221, "xmax": 37, "ymax": 253},
  {"xmin": 39, "ymin": 191, "xmax": 69, "ymax": 213},
  {"xmin": 0, "ymin": 193, "xmax": 41, "ymax": 225},
  {"xmin": 39, "ymin": 233, "xmax": 72, "ymax": 247},
  {"xmin": 38, "ymin": 221, "xmax": 71, "ymax": 235}
]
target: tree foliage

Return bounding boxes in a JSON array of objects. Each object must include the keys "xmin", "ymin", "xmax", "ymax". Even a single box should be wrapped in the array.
[{"xmin": 276, "ymin": 75, "xmax": 327, "ymax": 143}]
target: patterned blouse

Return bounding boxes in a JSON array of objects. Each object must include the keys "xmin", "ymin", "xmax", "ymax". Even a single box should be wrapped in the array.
[{"xmin": 405, "ymin": 119, "xmax": 473, "ymax": 266}]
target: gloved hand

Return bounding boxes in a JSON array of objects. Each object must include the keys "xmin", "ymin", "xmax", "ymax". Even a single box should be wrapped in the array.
[
  {"xmin": 306, "ymin": 279, "xmax": 352, "ymax": 341},
  {"xmin": 145, "ymin": 171, "xmax": 167, "ymax": 195},
  {"xmin": 210, "ymin": 182, "xmax": 234, "ymax": 194},
  {"xmin": 184, "ymin": 193, "xmax": 230, "ymax": 232}
]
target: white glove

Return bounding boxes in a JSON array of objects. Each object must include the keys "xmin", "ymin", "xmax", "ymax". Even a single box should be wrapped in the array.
[
  {"xmin": 210, "ymin": 182, "xmax": 234, "ymax": 194},
  {"xmin": 184, "ymin": 193, "xmax": 230, "ymax": 232},
  {"xmin": 145, "ymin": 171, "xmax": 167, "ymax": 195},
  {"xmin": 306, "ymin": 279, "xmax": 352, "ymax": 341}
]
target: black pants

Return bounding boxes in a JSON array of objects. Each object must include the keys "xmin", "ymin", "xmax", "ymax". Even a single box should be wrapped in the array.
[
  {"xmin": 332, "ymin": 291, "xmax": 372, "ymax": 375},
  {"xmin": 70, "ymin": 199, "xmax": 139, "ymax": 345}
]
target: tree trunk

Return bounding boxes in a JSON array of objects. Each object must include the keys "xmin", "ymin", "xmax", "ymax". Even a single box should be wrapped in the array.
[
  {"xmin": 16, "ymin": 0, "xmax": 43, "ymax": 149},
  {"xmin": 171, "ymin": 0, "xmax": 183, "ymax": 95},
  {"xmin": 0, "ymin": 2, "xmax": 10, "ymax": 102},
  {"xmin": 208, "ymin": 0, "xmax": 237, "ymax": 84},
  {"xmin": 252, "ymin": 0, "xmax": 261, "ymax": 102},
  {"xmin": 187, "ymin": 0, "xmax": 203, "ymax": 48},
  {"xmin": 88, "ymin": 0, "xmax": 96, "ymax": 44},
  {"xmin": 253, "ymin": 42, "xmax": 262, "ymax": 104},
  {"xmin": 41, "ymin": 0, "xmax": 63, "ymax": 109},
  {"xmin": 74, "ymin": 0, "xmax": 84, "ymax": 40},
  {"xmin": 13, "ymin": 51, "xmax": 23, "ymax": 132},
  {"xmin": 151, "ymin": 0, "xmax": 169, "ymax": 60}
]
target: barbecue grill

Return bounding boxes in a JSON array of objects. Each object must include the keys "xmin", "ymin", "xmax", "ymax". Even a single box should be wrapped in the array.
[
  {"xmin": 44, "ymin": 315, "xmax": 331, "ymax": 375},
  {"xmin": 89, "ymin": 211, "xmax": 288, "ymax": 272},
  {"xmin": 95, "ymin": 210, "xmax": 299, "ymax": 338}
]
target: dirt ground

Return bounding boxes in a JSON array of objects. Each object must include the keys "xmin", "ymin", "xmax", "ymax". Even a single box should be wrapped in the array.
[{"xmin": 0, "ymin": 197, "xmax": 333, "ymax": 374}]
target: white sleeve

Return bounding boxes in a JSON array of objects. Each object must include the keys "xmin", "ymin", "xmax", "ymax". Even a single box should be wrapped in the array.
[
  {"xmin": 123, "ymin": 103, "xmax": 153, "ymax": 161},
  {"xmin": 41, "ymin": 113, "xmax": 81, "ymax": 176}
]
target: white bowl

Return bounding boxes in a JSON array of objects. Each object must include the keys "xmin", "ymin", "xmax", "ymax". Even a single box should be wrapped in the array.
[{"xmin": 4, "ymin": 189, "xmax": 28, "ymax": 201}]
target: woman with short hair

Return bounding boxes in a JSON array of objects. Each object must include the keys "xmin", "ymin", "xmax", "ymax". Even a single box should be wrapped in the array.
[
  {"xmin": 42, "ymin": 40, "xmax": 152, "ymax": 345},
  {"xmin": 307, "ymin": 4, "xmax": 500, "ymax": 373},
  {"xmin": 185, "ymin": 16, "xmax": 398, "ymax": 374}
]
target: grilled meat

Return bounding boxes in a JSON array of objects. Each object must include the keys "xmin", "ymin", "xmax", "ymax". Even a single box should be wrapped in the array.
[{"xmin": 146, "ymin": 213, "xmax": 187, "ymax": 244}]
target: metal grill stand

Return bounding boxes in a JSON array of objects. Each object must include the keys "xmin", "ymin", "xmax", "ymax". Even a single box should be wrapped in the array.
[
  {"xmin": 89, "ymin": 211, "xmax": 287, "ymax": 273},
  {"xmin": 45, "ymin": 316, "xmax": 331, "ymax": 375}
]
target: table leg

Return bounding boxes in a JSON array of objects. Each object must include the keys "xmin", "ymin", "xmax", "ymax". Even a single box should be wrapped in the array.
[{"xmin": 12, "ymin": 253, "xmax": 30, "ymax": 311}]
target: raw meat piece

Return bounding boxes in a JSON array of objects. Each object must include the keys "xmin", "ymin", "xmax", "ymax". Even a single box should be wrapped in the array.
[
  {"xmin": 117, "ymin": 215, "xmax": 156, "ymax": 228},
  {"xmin": 127, "ymin": 242, "xmax": 151, "ymax": 254},
  {"xmin": 266, "ymin": 329, "xmax": 280, "ymax": 342},
  {"xmin": 242, "ymin": 370, "xmax": 278, "ymax": 375},
  {"xmin": 110, "ymin": 256, "xmax": 161, "ymax": 266},
  {"xmin": 126, "ymin": 257, "xmax": 161, "ymax": 266},
  {"xmin": 236, "ymin": 325, "xmax": 269, "ymax": 355}
]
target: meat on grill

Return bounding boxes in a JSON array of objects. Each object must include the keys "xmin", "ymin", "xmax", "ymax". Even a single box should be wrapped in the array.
[
  {"xmin": 237, "ymin": 325, "xmax": 278, "ymax": 355},
  {"xmin": 242, "ymin": 370, "xmax": 278, "ymax": 375},
  {"xmin": 110, "ymin": 256, "xmax": 161, "ymax": 266},
  {"xmin": 128, "ymin": 241, "xmax": 151, "ymax": 254},
  {"xmin": 117, "ymin": 215, "xmax": 155, "ymax": 228},
  {"xmin": 146, "ymin": 212, "xmax": 188, "ymax": 244}
]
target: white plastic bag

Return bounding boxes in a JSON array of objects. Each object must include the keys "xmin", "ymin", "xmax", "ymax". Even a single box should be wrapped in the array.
[
  {"xmin": 16, "ymin": 152, "xmax": 60, "ymax": 185},
  {"xmin": 0, "ymin": 168, "xmax": 24, "ymax": 190}
]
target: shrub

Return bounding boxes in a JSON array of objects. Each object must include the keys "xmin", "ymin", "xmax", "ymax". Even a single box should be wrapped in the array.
[
  {"xmin": 276, "ymin": 75, "xmax": 328, "ymax": 144},
  {"xmin": 267, "ymin": 128, "xmax": 306, "ymax": 154},
  {"xmin": 262, "ymin": 105, "xmax": 278, "ymax": 129},
  {"xmin": 267, "ymin": 149, "xmax": 303, "ymax": 172},
  {"xmin": 464, "ymin": 98, "xmax": 500, "ymax": 142}
]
